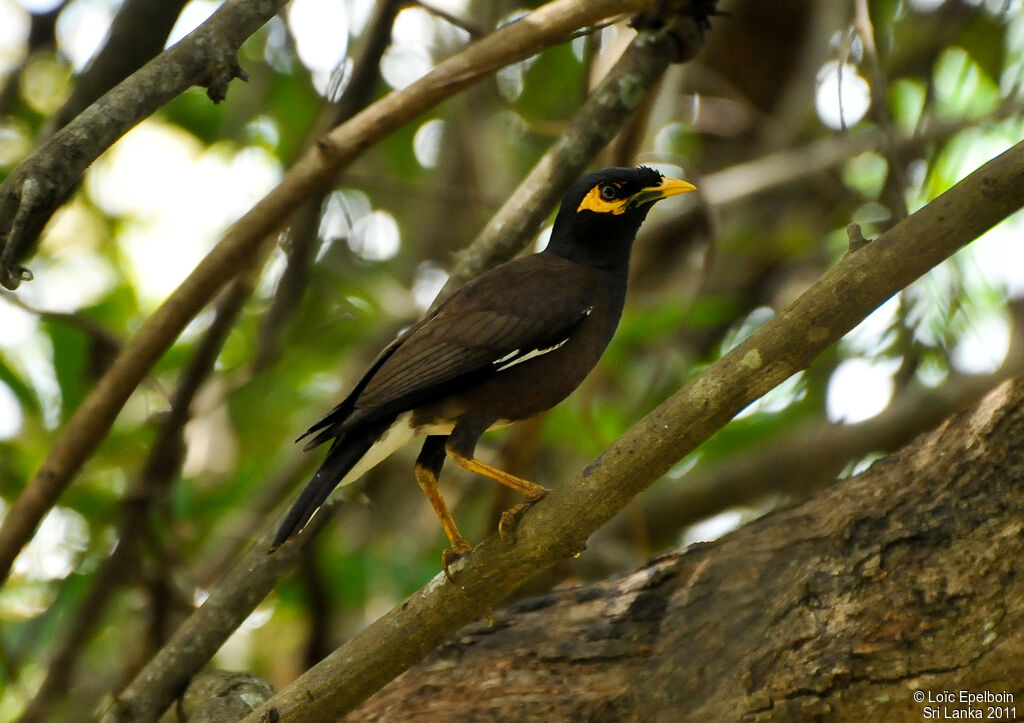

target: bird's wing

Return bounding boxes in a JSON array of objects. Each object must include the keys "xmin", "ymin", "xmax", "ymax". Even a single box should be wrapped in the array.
[
  {"xmin": 355, "ymin": 304, "xmax": 590, "ymax": 409},
  {"xmin": 300, "ymin": 256, "xmax": 597, "ymax": 448},
  {"xmin": 296, "ymin": 309, "xmax": 438, "ymax": 447}
]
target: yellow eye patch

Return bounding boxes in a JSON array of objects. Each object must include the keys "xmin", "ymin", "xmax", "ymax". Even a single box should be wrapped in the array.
[{"xmin": 577, "ymin": 185, "xmax": 628, "ymax": 215}]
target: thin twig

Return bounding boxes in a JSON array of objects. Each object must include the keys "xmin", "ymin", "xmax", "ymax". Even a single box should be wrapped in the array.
[
  {"xmin": 0, "ymin": 290, "xmax": 123, "ymax": 353},
  {"xmin": 414, "ymin": 1, "xmax": 486, "ymax": 38},
  {"xmin": 853, "ymin": 0, "xmax": 909, "ymax": 222},
  {"xmin": 694, "ymin": 104, "xmax": 1024, "ymax": 208}
]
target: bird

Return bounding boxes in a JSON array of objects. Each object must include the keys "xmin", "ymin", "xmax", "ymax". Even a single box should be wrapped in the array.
[{"xmin": 271, "ymin": 166, "xmax": 696, "ymax": 573}]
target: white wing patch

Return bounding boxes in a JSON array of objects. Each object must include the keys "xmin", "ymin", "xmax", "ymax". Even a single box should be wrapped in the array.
[
  {"xmin": 492, "ymin": 306, "xmax": 592, "ymax": 372},
  {"xmin": 493, "ymin": 338, "xmax": 569, "ymax": 372},
  {"xmin": 492, "ymin": 350, "xmax": 519, "ymax": 365}
]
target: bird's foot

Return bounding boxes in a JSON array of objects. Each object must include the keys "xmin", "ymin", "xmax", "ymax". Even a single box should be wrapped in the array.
[
  {"xmin": 498, "ymin": 488, "xmax": 549, "ymax": 543},
  {"xmin": 442, "ymin": 541, "xmax": 472, "ymax": 582}
]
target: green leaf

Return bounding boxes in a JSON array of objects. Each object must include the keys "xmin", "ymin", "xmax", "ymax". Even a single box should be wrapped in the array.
[
  {"xmin": 43, "ymin": 321, "xmax": 88, "ymax": 423},
  {"xmin": 516, "ymin": 43, "xmax": 586, "ymax": 121},
  {"xmin": 957, "ymin": 9, "xmax": 1005, "ymax": 85},
  {"xmin": 0, "ymin": 354, "xmax": 39, "ymax": 417},
  {"xmin": 933, "ymin": 46, "xmax": 1000, "ymax": 121},
  {"xmin": 887, "ymin": 78, "xmax": 925, "ymax": 135}
]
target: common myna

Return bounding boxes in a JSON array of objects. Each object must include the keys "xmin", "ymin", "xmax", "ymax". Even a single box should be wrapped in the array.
[{"xmin": 272, "ymin": 166, "xmax": 696, "ymax": 569}]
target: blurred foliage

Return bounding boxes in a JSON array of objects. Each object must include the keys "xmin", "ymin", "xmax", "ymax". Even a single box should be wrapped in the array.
[{"xmin": 1, "ymin": 0, "xmax": 1024, "ymax": 717}]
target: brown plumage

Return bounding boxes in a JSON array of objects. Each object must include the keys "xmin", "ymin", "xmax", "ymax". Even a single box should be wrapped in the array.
[{"xmin": 271, "ymin": 166, "xmax": 696, "ymax": 568}]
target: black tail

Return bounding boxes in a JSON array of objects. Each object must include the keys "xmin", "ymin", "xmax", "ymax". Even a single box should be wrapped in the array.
[{"xmin": 270, "ymin": 430, "xmax": 377, "ymax": 550}]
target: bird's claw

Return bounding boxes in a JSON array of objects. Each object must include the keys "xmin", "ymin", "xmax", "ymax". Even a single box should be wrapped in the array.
[
  {"xmin": 442, "ymin": 542, "xmax": 472, "ymax": 582},
  {"xmin": 498, "ymin": 489, "xmax": 548, "ymax": 543}
]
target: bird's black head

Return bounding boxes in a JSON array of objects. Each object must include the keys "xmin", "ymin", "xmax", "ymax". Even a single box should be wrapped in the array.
[{"xmin": 546, "ymin": 166, "xmax": 696, "ymax": 270}]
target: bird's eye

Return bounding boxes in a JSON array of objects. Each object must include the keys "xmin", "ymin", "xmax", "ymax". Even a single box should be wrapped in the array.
[{"xmin": 599, "ymin": 184, "xmax": 617, "ymax": 201}]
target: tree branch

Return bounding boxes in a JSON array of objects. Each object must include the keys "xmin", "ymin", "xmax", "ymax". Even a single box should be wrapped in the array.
[
  {"xmin": 0, "ymin": 0, "xmax": 646, "ymax": 588},
  {"xmin": 245, "ymin": 138, "xmax": 1024, "ymax": 722},
  {"xmin": 0, "ymin": 0, "xmax": 287, "ymax": 289},
  {"xmin": 696, "ymin": 103, "xmax": 1024, "ymax": 208},
  {"xmin": 352, "ymin": 374, "xmax": 1024, "ymax": 719},
  {"xmin": 45, "ymin": 0, "xmax": 191, "ymax": 135},
  {"xmin": 597, "ymin": 338, "xmax": 1024, "ymax": 561}
]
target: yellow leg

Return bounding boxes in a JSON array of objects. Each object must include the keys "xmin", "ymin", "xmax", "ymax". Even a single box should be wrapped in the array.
[
  {"xmin": 414, "ymin": 461, "xmax": 471, "ymax": 580},
  {"xmin": 445, "ymin": 443, "xmax": 549, "ymax": 542},
  {"xmin": 444, "ymin": 444, "xmax": 549, "ymax": 500}
]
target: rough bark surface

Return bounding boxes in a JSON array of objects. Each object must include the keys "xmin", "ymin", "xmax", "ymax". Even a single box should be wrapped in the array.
[{"xmin": 351, "ymin": 377, "xmax": 1024, "ymax": 721}]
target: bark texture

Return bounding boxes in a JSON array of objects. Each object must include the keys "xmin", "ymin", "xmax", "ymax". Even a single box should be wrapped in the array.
[{"xmin": 351, "ymin": 377, "xmax": 1024, "ymax": 721}]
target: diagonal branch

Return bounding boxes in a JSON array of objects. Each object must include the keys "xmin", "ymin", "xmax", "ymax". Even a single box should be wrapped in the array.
[
  {"xmin": 352, "ymin": 374, "xmax": 1024, "ymax": 719},
  {"xmin": 598, "ymin": 338, "xmax": 1024, "ymax": 558},
  {"xmin": 46, "ymin": 0, "xmax": 191, "ymax": 135},
  {"xmin": 0, "ymin": 0, "xmax": 648, "ymax": 588},
  {"xmin": 244, "ymin": 138, "xmax": 1024, "ymax": 722}
]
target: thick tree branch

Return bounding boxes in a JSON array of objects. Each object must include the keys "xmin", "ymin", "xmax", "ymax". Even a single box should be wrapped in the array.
[
  {"xmin": 598, "ymin": 339, "xmax": 1024, "ymax": 559},
  {"xmin": 0, "ymin": 0, "xmax": 647, "ymax": 588},
  {"xmin": 46, "ymin": 0, "xmax": 191, "ymax": 134},
  {"xmin": 245, "ymin": 139, "xmax": 1024, "ymax": 722},
  {"xmin": 353, "ymin": 375, "xmax": 1024, "ymax": 719},
  {"xmin": 0, "ymin": 0, "xmax": 287, "ymax": 289}
]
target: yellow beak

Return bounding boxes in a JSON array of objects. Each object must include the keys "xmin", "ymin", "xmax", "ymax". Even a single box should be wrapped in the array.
[
  {"xmin": 652, "ymin": 176, "xmax": 697, "ymax": 199},
  {"xmin": 629, "ymin": 176, "xmax": 697, "ymax": 208}
]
